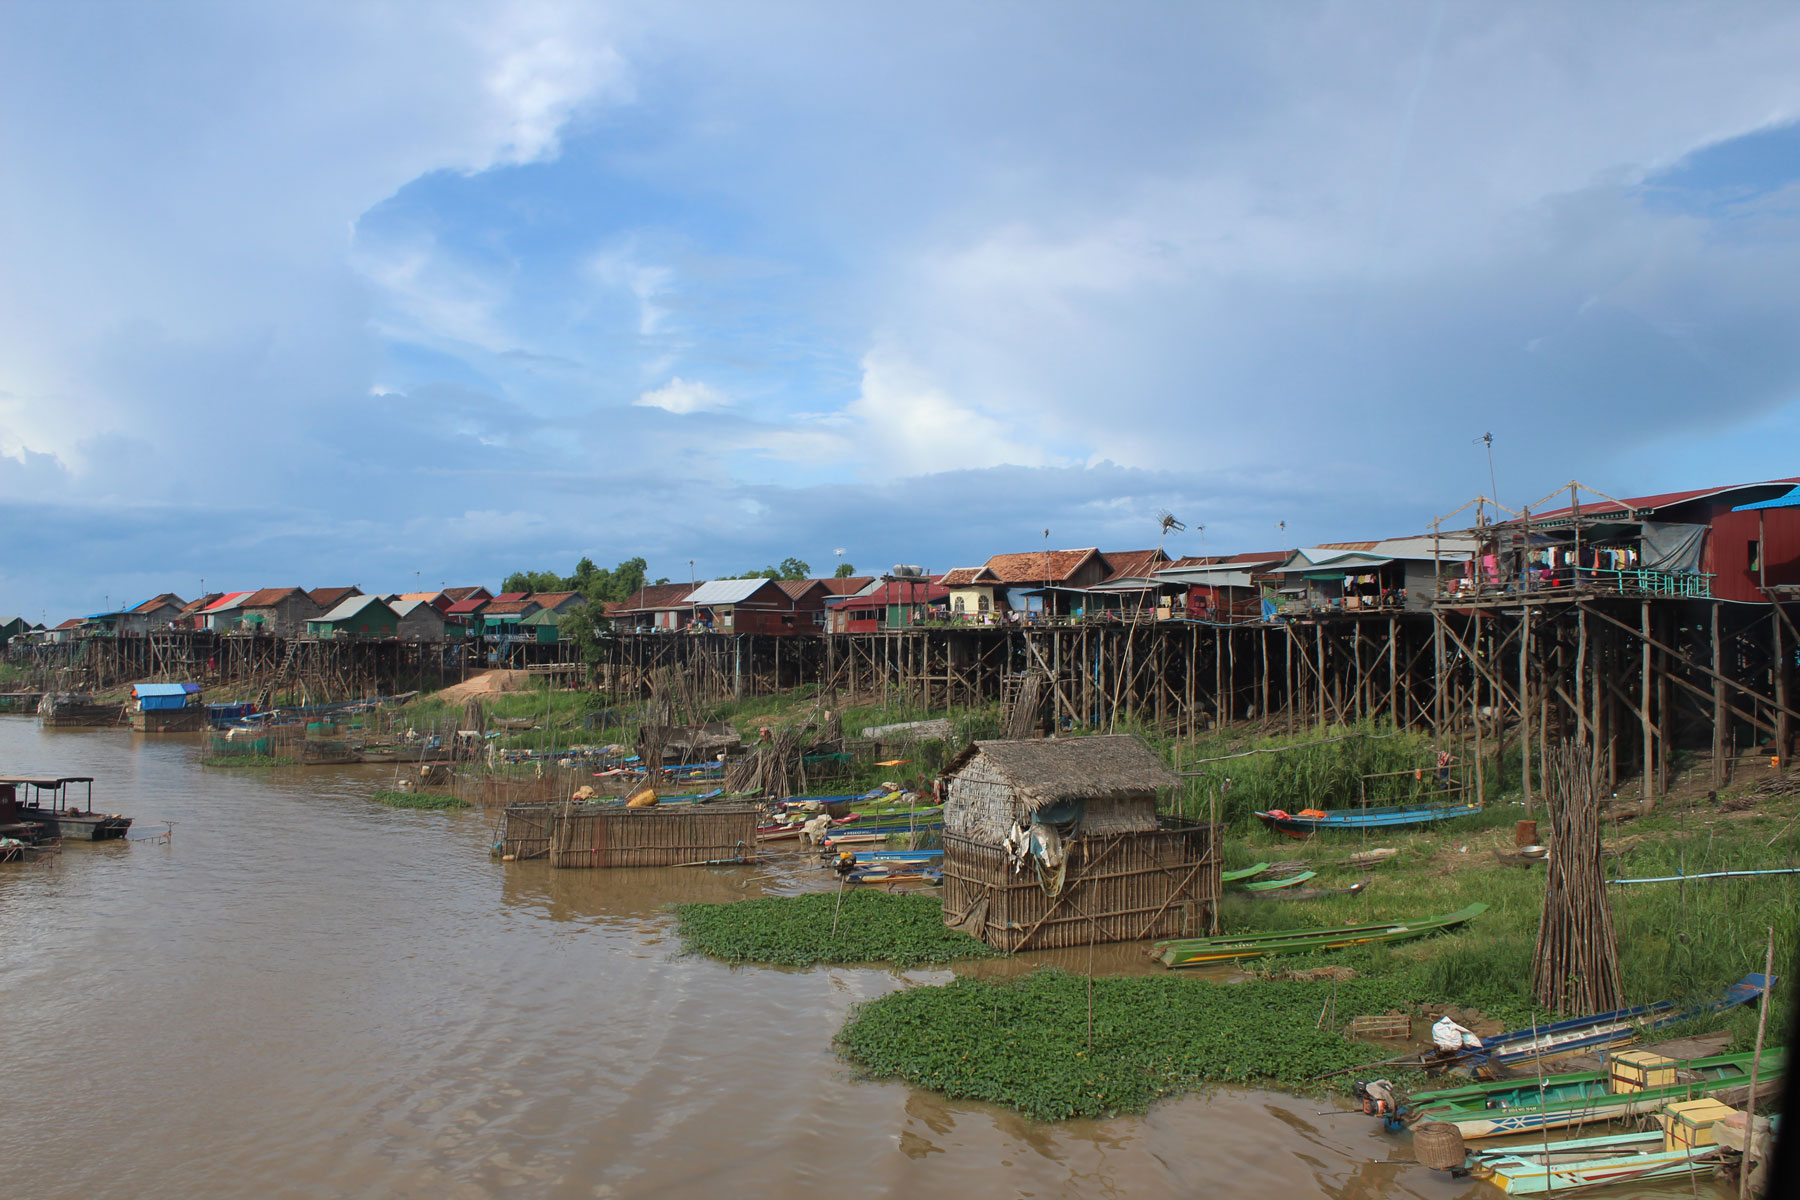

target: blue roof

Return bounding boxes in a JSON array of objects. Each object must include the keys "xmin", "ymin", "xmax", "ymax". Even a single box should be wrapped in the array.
[
  {"xmin": 133, "ymin": 682, "xmax": 201, "ymax": 697},
  {"xmin": 1732, "ymin": 486, "xmax": 1800, "ymax": 511}
]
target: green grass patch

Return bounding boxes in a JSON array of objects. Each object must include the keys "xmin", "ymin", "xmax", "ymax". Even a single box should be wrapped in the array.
[
  {"xmin": 675, "ymin": 891, "xmax": 998, "ymax": 968},
  {"xmin": 836, "ymin": 970, "xmax": 1414, "ymax": 1120},
  {"xmin": 371, "ymin": 789, "xmax": 467, "ymax": 810}
]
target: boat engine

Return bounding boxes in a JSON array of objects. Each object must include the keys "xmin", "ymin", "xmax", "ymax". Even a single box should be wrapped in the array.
[{"xmin": 1353, "ymin": 1078, "xmax": 1397, "ymax": 1118}]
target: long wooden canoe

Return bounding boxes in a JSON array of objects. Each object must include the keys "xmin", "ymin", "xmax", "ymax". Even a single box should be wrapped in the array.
[
  {"xmin": 1235, "ymin": 869, "xmax": 1316, "ymax": 892},
  {"xmin": 1439, "ymin": 974, "xmax": 1776, "ymax": 1070},
  {"xmin": 1154, "ymin": 903, "xmax": 1486, "ymax": 968},
  {"xmin": 1402, "ymin": 1048, "xmax": 1783, "ymax": 1139},
  {"xmin": 1257, "ymin": 804, "xmax": 1481, "ymax": 836},
  {"xmin": 1221, "ymin": 862, "xmax": 1271, "ymax": 883}
]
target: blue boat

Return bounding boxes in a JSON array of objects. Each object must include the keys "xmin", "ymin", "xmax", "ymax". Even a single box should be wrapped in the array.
[
  {"xmin": 1257, "ymin": 803, "xmax": 1482, "ymax": 836},
  {"xmin": 1436, "ymin": 973, "xmax": 1775, "ymax": 1074}
]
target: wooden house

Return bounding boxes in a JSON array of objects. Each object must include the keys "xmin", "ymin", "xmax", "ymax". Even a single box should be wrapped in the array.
[
  {"xmin": 525, "ymin": 590, "xmax": 583, "ymax": 616},
  {"xmin": 306, "ymin": 595, "xmax": 399, "ymax": 639},
  {"xmin": 975, "ymin": 547, "xmax": 1113, "ymax": 617},
  {"xmin": 391, "ymin": 598, "xmax": 447, "ymax": 642},
  {"xmin": 939, "ymin": 735, "xmax": 1218, "ymax": 951},
  {"xmin": 613, "ymin": 583, "xmax": 695, "ymax": 631},
  {"xmin": 1152, "ymin": 553, "xmax": 1284, "ymax": 622},
  {"xmin": 120, "ymin": 593, "xmax": 187, "ymax": 634},
  {"xmin": 683, "ymin": 578, "xmax": 815, "ymax": 634},
  {"xmin": 478, "ymin": 598, "xmax": 542, "ymax": 643},
  {"xmin": 942, "ymin": 566, "xmax": 1005, "ymax": 622},
  {"xmin": 131, "ymin": 682, "xmax": 206, "ymax": 732},
  {"xmin": 237, "ymin": 587, "xmax": 321, "ymax": 636},
  {"xmin": 831, "ymin": 578, "xmax": 948, "ymax": 632},
  {"xmin": 200, "ymin": 591, "xmax": 252, "ymax": 632},
  {"xmin": 307, "ymin": 586, "xmax": 363, "ymax": 612},
  {"xmin": 441, "ymin": 586, "xmax": 493, "ymax": 605}
]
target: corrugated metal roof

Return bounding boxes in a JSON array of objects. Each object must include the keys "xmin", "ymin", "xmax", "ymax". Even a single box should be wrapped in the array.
[
  {"xmin": 202, "ymin": 591, "xmax": 253, "ymax": 613},
  {"xmin": 615, "ymin": 583, "xmax": 697, "ymax": 612},
  {"xmin": 308, "ymin": 587, "xmax": 361, "ymax": 609},
  {"xmin": 131, "ymin": 593, "xmax": 185, "ymax": 614},
  {"xmin": 1100, "ymin": 548, "xmax": 1171, "ymax": 581},
  {"xmin": 1524, "ymin": 478, "xmax": 1800, "ymax": 523},
  {"xmin": 441, "ymin": 587, "xmax": 491, "ymax": 602},
  {"xmin": 981, "ymin": 547, "xmax": 1101, "ymax": 583},
  {"xmin": 445, "ymin": 598, "xmax": 488, "ymax": 615},
  {"xmin": 133, "ymin": 682, "xmax": 200, "ymax": 697},
  {"xmin": 317, "ymin": 594, "xmax": 392, "ymax": 622},
  {"xmin": 241, "ymin": 587, "xmax": 305, "ymax": 608},
  {"xmin": 775, "ymin": 579, "xmax": 827, "ymax": 600},
  {"xmin": 390, "ymin": 598, "xmax": 442, "ymax": 619},
  {"xmin": 685, "ymin": 578, "xmax": 782, "ymax": 605},
  {"xmin": 528, "ymin": 590, "xmax": 580, "ymax": 610},
  {"xmin": 819, "ymin": 576, "xmax": 874, "ymax": 595},
  {"xmin": 837, "ymin": 581, "xmax": 950, "ymax": 609},
  {"xmin": 482, "ymin": 599, "xmax": 540, "ymax": 616}
]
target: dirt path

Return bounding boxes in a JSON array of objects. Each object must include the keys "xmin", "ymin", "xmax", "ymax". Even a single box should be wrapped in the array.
[{"xmin": 431, "ymin": 670, "xmax": 532, "ymax": 701}]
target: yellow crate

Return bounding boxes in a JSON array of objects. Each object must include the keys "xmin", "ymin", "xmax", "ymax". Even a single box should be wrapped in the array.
[
  {"xmin": 1610, "ymin": 1050, "xmax": 1677, "ymax": 1093},
  {"xmin": 1661, "ymin": 1098, "xmax": 1737, "ymax": 1151}
]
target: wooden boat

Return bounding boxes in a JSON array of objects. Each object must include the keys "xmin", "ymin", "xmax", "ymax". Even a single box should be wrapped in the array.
[
  {"xmin": 1463, "ymin": 1128, "xmax": 1723, "ymax": 1195},
  {"xmin": 1440, "ymin": 974, "xmax": 1776, "ymax": 1071},
  {"xmin": 1400, "ymin": 1048, "xmax": 1782, "ymax": 1138},
  {"xmin": 1257, "ymin": 804, "xmax": 1481, "ymax": 837},
  {"xmin": 1236, "ymin": 869, "xmax": 1316, "ymax": 892},
  {"xmin": 0, "ymin": 776, "xmax": 131, "ymax": 841},
  {"xmin": 1221, "ymin": 862, "xmax": 1271, "ymax": 883},
  {"xmin": 1247, "ymin": 880, "xmax": 1366, "ymax": 902},
  {"xmin": 1153, "ymin": 903, "xmax": 1486, "ymax": 968},
  {"xmin": 847, "ymin": 867, "xmax": 942, "ymax": 885}
]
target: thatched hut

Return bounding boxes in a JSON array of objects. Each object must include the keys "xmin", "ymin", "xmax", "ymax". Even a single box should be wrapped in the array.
[{"xmin": 939, "ymin": 735, "xmax": 1219, "ymax": 952}]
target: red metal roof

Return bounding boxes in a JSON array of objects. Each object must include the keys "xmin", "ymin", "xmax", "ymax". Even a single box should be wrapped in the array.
[
  {"xmin": 493, "ymin": 592, "xmax": 529, "ymax": 603},
  {"xmin": 819, "ymin": 576, "xmax": 874, "ymax": 595},
  {"xmin": 1101, "ymin": 548, "xmax": 1171, "ymax": 581},
  {"xmin": 201, "ymin": 591, "xmax": 254, "ymax": 612},
  {"xmin": 240, "ymin": 587, "xmax": 305, "ymax": 608},
  {"xmin": 1526, "ymin": 478, "xmax": 1800, "ymax": 522},
  {"xmin": 774, "ymin": 579, "xmax": 829, "ymax": 601},
  {"xmin": 441, "ymin": 586, "xmax": 492, "ymax": 602},
  {"xmin": 981, "ymin": 547, "xmax": 1100, "ymax": 583},
  {"xmin": 53, "ymin": 617, "xmax": 82, "ymax": 630},
  {"xmin": 445, "ymin": 598, "xmax": 488, "ymax": 615},
  {"xmin": 307, "ymin": 587, "xmax": 361, "ymax": 609},
  {"xmin": 131, "ymin": 593, "xmax": 185, "ymax": 614},
  {"xmin": 616, "ymin": 583, "xmax": 696, "ymax": 613}
]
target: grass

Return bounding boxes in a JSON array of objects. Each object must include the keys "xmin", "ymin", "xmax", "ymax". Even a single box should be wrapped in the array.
[
  {"xmin": 371, "ymin": 789, "xmax": 467, "ymax": 810},
  {"xmin": 675, "ymin": 891, "xmax": 998, "ymax": 968}
]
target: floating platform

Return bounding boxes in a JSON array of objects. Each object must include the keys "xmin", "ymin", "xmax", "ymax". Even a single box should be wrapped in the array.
[{"xmin": 499, "ymin": 801, "xmax": 761, "ymax": 868}]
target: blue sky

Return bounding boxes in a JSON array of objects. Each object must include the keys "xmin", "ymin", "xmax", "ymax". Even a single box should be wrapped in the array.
[{"xmin": 5, "ymin": 1, "xmax": 1800, "ymax": 619}]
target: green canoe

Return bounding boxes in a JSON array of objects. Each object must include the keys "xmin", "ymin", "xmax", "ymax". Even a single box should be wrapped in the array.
[{"xmin": 1154, "ymin": 902, "xmax": 1487, "ymax": 968}]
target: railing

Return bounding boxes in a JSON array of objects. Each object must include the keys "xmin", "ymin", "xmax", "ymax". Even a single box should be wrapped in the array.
[{"xmin": 1441, "ymin": 568, "xmax": 1715, "ymax": 603}]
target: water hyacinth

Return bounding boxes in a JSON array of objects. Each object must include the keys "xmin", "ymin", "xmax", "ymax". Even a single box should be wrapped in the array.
[{"xmin": 675, "ymin": 892, "xmax": 998, "ymax": 968}]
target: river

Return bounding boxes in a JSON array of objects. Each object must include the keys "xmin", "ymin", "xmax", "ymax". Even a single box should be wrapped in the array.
[{"xmin": 0, "ymin": 718, "xmax": 1726, "ymax": 1199}]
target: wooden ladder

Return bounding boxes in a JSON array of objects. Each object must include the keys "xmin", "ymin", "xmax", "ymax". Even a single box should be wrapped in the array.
[{"xmin": 256, "ymin": 639, "xmax": 301, "ymax": 710}]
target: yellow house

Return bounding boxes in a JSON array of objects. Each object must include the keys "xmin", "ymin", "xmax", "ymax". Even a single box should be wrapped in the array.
[{"xmin": 941, "ymin": 566, "xmax": 1004, "ymax": 621}]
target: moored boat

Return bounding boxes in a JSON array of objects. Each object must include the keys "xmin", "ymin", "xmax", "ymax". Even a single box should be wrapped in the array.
[
  {"xmin": 1257, "ymin": 803, "xmax": 1481, "ymax": 837},
  {"xmin": 1437, "ymin": 974, "xmax": 1776, "ymax": 1071},
  {"xmin": 1398, "ymin": 1048, "xmax": 1782, "ymax": 1138},
  {"xmin": 1153, "ymin": 902, "xmax": 1486, "ymax": 968},
  {"xmin": 1464, "ymin": 1128, "xmax": 1723, "ymax": 1194},
  {"xmin": 0, "ymin": 776, "xmax": 132, "ymax": 841}
]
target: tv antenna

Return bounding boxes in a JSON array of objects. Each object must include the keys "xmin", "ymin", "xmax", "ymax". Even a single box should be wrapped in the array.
[
  {"xmin": 1156, "ymin": 509, "xmax": 1185, "ymax": 555},
  {"xmin": 1474, "ymin": 432, "xmax": 1498, "ymax": 507}
]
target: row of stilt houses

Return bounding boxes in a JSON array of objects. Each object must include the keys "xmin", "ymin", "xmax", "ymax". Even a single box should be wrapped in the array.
[{"xmin": 9, "ymin": 474, "xmax": 1800, "ymax": 801}]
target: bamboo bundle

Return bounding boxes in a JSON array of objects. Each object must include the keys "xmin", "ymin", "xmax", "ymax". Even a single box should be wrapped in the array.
[{"xmin": 1531, "ymin": 743, "xmax": 1622, "ymax": 1014}]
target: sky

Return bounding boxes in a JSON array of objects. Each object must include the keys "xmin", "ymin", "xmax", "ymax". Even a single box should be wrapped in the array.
[{"xmin": 5, "ymin": 1, "xmax": 1800, "ymax": 619}]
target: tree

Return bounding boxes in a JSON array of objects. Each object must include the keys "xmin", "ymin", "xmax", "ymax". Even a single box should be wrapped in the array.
[
  {"xmin": 501, "ymin": 569, "xmax": 568, "ymax": 594},
  {"xmin": 558, "ymin": 596, "xmax": 614, "ymax": 671},
  {"xmin": 501, "ymin": 556, "xmax": 654, "ymax": 603},
  {"xmin": 777, "ymin": 557, "xmax": 810, "ymax": 580},
  {"xmin": 833, "ymin": 562, "xmax": 857, "ymax": 578}
]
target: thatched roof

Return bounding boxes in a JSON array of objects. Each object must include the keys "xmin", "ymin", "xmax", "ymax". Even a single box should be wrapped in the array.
[{"xmin": 943, "ymin": 735, "xmax": 1177, "ymax": 809}]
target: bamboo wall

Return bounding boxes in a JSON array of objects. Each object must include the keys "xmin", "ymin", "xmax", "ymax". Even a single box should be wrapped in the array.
[
  {"xmin": 941, "ymin": 823, "xmax": 1220, "ymax": 952},
  {"xmin": 500, "ymin": 802, "xmax": 761, "ymax": 868}
]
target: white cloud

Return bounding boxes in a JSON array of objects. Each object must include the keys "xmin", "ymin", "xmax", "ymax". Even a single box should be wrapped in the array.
[
  {"xmin": 845, "ymin": 350, "xmax": 1056, "ymax": 474},
  {"xmin": 636, "ymin": 377, "xmax": 730, "ymax": 414}
]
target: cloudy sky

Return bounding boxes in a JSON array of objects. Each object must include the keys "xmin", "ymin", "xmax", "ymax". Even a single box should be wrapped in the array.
[{"xmin": 5, "ymin": 1, "xmax": 1800, "ymax": 618}]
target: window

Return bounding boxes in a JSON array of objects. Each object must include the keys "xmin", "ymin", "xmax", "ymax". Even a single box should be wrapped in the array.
[
  {"xmin": 1750, "ymin": 540, "xmax": 1762, "ymax": 573},
  {"xmin": 954, "ymin": 596, "xmax": 965, "ymax": 613},
  {"xmin": 977, "ymin": 593, "xmax": 990, "ymax": 613}
]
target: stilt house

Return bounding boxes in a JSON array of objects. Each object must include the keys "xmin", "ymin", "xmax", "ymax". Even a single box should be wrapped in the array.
[{"xmin": 939, "ymin": 735, "xmax": 1219, "ymax": 951}]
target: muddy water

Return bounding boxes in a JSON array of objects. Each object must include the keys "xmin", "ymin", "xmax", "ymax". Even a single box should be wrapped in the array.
[{"xmin": 0, "ymin": 719, "xmax": 1725, "ymax": 1200}]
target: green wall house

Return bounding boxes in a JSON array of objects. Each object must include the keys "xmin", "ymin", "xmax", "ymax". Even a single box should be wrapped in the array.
[
  {"xmin": 519, "ymin": 609, "xmax": 563, "ymax": 642},
  {"xmin": 307, "ymin": 595, "xmax": 400, "ymax": 638}
]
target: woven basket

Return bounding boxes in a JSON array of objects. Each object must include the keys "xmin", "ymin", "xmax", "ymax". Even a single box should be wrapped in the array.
[{"xmin": 1412, "ymin": 1121, "xmax": 1466, "ymax": 1172}]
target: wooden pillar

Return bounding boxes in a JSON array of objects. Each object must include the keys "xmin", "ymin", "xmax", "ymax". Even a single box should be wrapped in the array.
[
  {"xmin": 1712, "ymin": 603, "xmax": 1728, "ymax": 784},
  {"xmin": 1640, "ymin": 600, "xmax": 1656, "ymax": 798},
  {"xmin": 1519, "ymin": 607, "xmax": 1532, "ymax": 811},
  {"xmin": 1314, "ymin": 622, "xmax": 1327, "ymax": 727},
  {"xmin": 1775, "ymin": 606, "xmax": 1790, "ymax": 773},
  {"xmin": 1432, "ymin": 611, "xmax": 1446, "ymax": 743}
]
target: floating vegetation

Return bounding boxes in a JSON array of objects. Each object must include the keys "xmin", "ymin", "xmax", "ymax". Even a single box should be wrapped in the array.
[
  {"xmin": 675, "ymin": 892, "xmax": 997, "ymax": 968},
  {"xmin": 371, "ymin": 789, "xmax": 467, "ymax": 810},
  {"xmin": 199, "ymin": 754, "xmax": 296, "ymax": 769},
  {"xmin": 836, "ymin": 970, "xmax": 1402, "ymax": 1120}
]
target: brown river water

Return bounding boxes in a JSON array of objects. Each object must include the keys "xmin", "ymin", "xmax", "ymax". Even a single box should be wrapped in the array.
[{"xmin": 1, "ymin": 718, "xmax": 1731, "ymax": 1200}]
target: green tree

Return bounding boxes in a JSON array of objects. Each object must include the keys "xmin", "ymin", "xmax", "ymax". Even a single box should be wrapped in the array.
[
  {"xmin": 501, "ymin": 569, "xmax": 569, "ymax": 594},
  {"xmin": 777, "ymin": 557, "xmax": 810, "ymax": 580},
  {"xmin": 833, "ymin": 562, "xmax": 857, "ymax": 578},
  {"xmin": 558, "ymin": 597, "xmax": 614, "ymax": 669}
]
